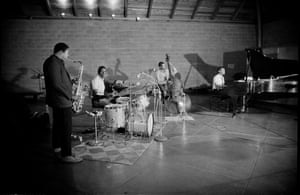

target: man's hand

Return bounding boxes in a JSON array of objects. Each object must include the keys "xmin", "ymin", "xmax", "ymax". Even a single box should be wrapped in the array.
[{"xmin": 72, "ymin": 77, "xmax": 79, "ymax": 84}]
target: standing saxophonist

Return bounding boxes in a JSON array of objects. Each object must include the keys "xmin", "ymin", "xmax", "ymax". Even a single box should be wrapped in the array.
[{"xmin": 43, "ymin": 42, "xmax": 83, "ymax": 163}]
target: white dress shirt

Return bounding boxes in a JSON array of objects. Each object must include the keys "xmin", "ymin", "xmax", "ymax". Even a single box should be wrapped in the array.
[
  {"xmin": 212, "ymin": 73, "xmax": 225, "ymax": 90},
  {"xmin": 91, "ymin": 75, "xmax": 105, "ymax": 95},
  {"xmin": 156, "ymin": 69, "xmax": 169, "ymax": 85},
  {"xmin": 156, "ymin": 64, "xmax": 178, "ymax": 85}
]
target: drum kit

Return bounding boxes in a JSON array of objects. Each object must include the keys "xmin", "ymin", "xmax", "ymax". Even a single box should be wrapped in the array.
[
  {"xmin": 94, "ymin": 70, "xmax": 191, "ymax": 140},
  {"xmin": 100, "ymin": 79, "xmax": 155, "ymax": 139}
]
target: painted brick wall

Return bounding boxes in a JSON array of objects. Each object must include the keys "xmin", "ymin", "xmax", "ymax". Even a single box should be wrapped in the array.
[{"xmin": 1, "ymin": 19, "xmax": 256, "ymax": 92}]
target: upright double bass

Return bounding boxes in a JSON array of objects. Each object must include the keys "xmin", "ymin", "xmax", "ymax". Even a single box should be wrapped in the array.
[
  {"xmin": 165, "ymin": 54, "xmax": 174, "ymax": 98},
  {"xmin": 165, "ymin": 54, "xmax": 191, "ymax": 114}
]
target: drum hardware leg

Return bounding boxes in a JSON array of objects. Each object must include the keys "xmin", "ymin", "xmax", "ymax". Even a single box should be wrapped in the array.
[{"xmin": 85, "ymin": 111, "xmax": 103, "ymax": 146}]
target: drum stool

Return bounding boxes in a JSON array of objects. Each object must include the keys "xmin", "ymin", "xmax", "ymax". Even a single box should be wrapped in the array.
[{"xmin": 85, "ymin": 110, "xmax": 103, "ymax": 146}]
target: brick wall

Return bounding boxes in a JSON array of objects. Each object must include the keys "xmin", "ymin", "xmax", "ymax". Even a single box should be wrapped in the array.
[{"xmin": 1, "ymin": 19, "xmax": 256, "ymax": 91}]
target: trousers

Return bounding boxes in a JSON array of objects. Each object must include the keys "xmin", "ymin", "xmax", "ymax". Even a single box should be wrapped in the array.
[{"xmin": 52, "ymin": 106, "xmax": 72, "ymax": 157}]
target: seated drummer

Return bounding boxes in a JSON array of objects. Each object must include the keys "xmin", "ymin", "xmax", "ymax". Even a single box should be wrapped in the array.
[{"xmin": 91, "ymin": 66, "xmax": 117, "ymax": 108}]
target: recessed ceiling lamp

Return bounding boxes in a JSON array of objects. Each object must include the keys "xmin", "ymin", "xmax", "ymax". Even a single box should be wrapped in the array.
[
  {"xmin": 56, "ymin": 0, "xmax": 71, "ymax": 9},
  {"xmin": 84, "ymin": 0, "xmax": 97, "ymax": 9},
  {"xmin": 104, "ymin": 0, "xmax": 121, "ymax": 11}
]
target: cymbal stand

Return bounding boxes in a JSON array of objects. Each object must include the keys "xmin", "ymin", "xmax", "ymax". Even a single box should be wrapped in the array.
[
  {"xmin": 154, "ymin": 86, "xmax": 168, "ymax": 142},
  {"xmin": 154, "ymin": 86, "xmax": 163, "ymax": 124},
  {"xmin": 126, "ymin": 81, "xmax": 133, "ymax": 142},
  {"xmin": 153, "ymin": 87, "xmax": 158, "ymax": 122}
]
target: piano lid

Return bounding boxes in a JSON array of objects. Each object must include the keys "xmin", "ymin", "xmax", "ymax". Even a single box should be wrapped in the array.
[{"xmin": 246, "ymin": 48, "xmax": 299, "ymax": 79}]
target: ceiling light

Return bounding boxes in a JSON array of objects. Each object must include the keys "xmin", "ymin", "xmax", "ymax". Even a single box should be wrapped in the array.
[
  {"xmin": 84, "ymin": 0, "xmax": 97, "ymax": 9},
  {"xmin": 57, "ymin": 0, "xmax": 71, "ymax": 9}
]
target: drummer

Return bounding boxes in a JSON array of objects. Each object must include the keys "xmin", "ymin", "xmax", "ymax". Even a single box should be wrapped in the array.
[{"xmin": 91, "ymin": 66, "xmax": 118, "ymax": 108}]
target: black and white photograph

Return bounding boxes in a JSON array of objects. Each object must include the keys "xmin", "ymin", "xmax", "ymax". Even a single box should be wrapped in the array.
[{"xmin": 0, "ymin": 0, "xmax": 298, "ymax": 194}]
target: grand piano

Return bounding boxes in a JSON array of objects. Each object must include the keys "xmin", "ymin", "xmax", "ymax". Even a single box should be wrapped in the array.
[
  {"xmin": 246, "ymin": 48, "xmax": 298, "ymax": 95},
  {"xmin": 229, "ymin": 48, "xmax": 298, "ymax": 111}
]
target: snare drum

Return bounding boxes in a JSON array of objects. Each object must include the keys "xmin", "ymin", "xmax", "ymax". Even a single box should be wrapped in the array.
[
  {"xmin": 116, "ymin": 96, "xmax": 130, "ymax": 104},
  {"xmin": 104, "ymin": 104, "xmax": 127, "ymax": 131}
]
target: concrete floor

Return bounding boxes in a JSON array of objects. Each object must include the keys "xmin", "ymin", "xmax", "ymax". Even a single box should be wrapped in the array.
[{"xmin": 1, "ymin": 92, "xmax": 298, "ymax": 194}]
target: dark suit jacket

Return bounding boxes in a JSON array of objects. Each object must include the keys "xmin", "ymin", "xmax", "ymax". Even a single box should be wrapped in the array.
[{"xmin": 43, "ymin": 55, "xmax": 72, "ymax": 108}]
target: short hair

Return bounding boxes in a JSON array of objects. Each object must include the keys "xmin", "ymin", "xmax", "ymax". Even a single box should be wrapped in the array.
[
  {"xmin": 158, "ymin": 62, "xmax": 165, "ymax": 67},
  {"xmin": 97, "ymin": 66, "xmax": 106, "ymax": 75},
  {"xmin": 53, "ymin": 42, "xmax": 69, "ymax": 54},
  {"xmin": 217, "ymin": 67, "xmax": 225, "ymax": 73}
]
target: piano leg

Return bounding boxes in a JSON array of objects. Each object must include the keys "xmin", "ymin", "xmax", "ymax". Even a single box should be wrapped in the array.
[{"xmin": 240, "ymin": 95, "xmax": 247, "ymax": 112}]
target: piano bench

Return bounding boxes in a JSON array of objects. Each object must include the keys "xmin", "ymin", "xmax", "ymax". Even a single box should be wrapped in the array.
[{"xmin": 209, "ymin": 94, "xmax": 231, "ymax": 112}]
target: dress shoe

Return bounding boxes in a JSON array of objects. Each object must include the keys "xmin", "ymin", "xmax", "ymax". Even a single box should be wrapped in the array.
[
  {"xmin": 54, "ymin": 148, "xmax": 61, "ymax": 153},
  {"xmin": 232, "ymin": 113, "xmax": 236, "ymax": 118},
  {"xmin": 61, "ymin": 156, "xmax": 83, "ymax": 163}
]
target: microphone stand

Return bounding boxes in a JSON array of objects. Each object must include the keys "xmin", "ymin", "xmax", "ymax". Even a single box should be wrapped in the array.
[
  {"xmin": 152, "ymin": 82, "xmax": 168, "ymax": 142},
  {"xmin": 126, "ymin": 81, "xmax": 133, "ymax": 141}
]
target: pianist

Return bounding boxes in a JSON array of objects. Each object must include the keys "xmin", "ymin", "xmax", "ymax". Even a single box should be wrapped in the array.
[
  {"xmin": 212, "ymin": 67, "xmax": 239, "ymax": 118},
  {"xmin": 212, "ymin": 67, "xmax": 226, "ymax": 90}
]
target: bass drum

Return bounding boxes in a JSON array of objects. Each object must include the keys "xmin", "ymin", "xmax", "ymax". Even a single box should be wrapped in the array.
[
  {"xmin": 129, "ymin": 113, "xmax": 154, "ymax": 137},
  {"xmin": 166, "ymin": 94, "xmax": 191, "ymax": 114}
]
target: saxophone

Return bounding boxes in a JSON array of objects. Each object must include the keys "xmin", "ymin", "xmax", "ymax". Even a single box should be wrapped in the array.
[{"xmin": 72, "ymin": 64, "xmax": 85, "ymax": 113}]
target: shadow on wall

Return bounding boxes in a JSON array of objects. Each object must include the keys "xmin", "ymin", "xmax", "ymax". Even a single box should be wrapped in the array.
[
  {"xmin": 10, "ymin": 67, "xmax": 29, "ymax": 84},
  {"xmin": 223, "ymin": 50, "xmax": 247, "ymax": 81},
  {"xmin": 67, "ymin": 58, "xmax": 129, "ymax": 94},
  {"xmin": 184, "ymin": 53, "xmax": 218, "ymax": 89},
  {"xmin": 5, "ymin": 67, "xmax": 41, "ymax": 94},
  {"xmin": 106, "ymin": 58, "xmax": 129, "ymax": 82}
]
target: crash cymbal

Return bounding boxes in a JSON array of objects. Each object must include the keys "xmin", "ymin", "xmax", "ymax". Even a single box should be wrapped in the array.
[{"xmin": 118, "ymin": 87, "xmax": 146, "ymax": 96}]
